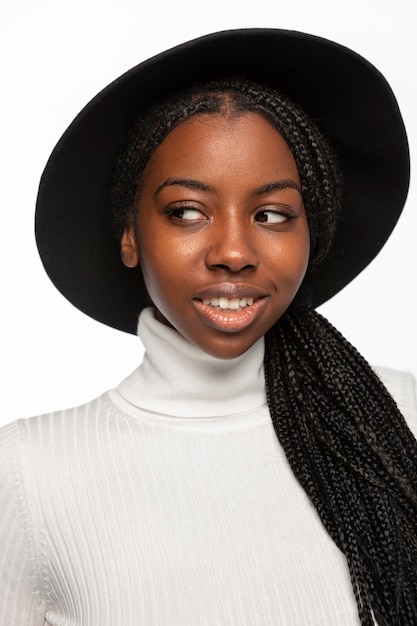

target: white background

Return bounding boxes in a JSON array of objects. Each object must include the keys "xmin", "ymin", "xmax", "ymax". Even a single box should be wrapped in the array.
[{"xmin": 1, "ymin": 0, "xmax": 416, "ymax": 426}]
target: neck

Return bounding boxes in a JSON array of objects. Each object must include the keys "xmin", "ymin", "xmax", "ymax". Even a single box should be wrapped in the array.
[{"xmin": 117, "ymin": 308, "xmax": 267, "ymax": 418}]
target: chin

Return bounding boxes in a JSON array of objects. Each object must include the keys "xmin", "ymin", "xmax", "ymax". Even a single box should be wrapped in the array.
[{"xmin": 196, "ymin": 335, "xmax": 262, "ymax": 360}]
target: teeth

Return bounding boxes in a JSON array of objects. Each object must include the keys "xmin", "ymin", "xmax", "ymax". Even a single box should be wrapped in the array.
[{"xmin": 202, "ymin": 296, "xmax": 254, "ymax": 309}]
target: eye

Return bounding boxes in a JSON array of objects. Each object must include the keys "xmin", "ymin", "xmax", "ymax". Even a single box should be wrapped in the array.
[
  {"xmin": 255, "ymin": 209, "xmax": 289, "ymax": 224},
  {"xmin": 168, "ymin": 206, "xmax": 206, "ymax": 221}
]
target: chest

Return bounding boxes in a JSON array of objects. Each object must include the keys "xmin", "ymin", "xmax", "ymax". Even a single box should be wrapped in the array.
[{"xmin": 32, "ymin": 419, "xmax": 361, "ymax": 625}]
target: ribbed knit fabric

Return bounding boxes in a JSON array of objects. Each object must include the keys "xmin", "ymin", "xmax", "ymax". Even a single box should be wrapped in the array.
[{"xmin": 1, "ymin": 308, "xmax": 416, "ymax": 626}]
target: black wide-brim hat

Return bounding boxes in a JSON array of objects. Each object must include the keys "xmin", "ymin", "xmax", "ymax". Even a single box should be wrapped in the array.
[{"xmin": 35, "ymin": 28, "xmax": 410, "ymax": 334}]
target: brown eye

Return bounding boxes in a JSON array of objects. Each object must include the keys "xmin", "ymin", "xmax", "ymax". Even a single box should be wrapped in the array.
[
  {"xmin": 170, "ymin": 207, "xmax": 206, "ymax": 220},
  {"xmin": 255, "ymin": 210, "xmax": 288, "ymax": 224}
]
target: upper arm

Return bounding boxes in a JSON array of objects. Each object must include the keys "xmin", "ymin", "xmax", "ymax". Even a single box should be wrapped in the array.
[
  {"xmin": 0, "ymin": 421, "xmax": 46, "ymax": 626},
  {"xmin": 374, "ymin": 366, "xmax": 417, "ymax": 439}
]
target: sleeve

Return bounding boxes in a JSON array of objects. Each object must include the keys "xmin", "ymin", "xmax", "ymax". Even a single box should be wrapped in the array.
[
  {"xmin": 0, "ymin": 421, "xmax": 46, "ymax": 626},
  {"xmin": 374, "ymin": 366, "xmax": 417, "ymax": 439}
]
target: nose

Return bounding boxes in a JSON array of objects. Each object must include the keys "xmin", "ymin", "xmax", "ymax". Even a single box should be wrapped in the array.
[{"xmin": 205, "ymin": 215, "xmax": 259, "ymax": 273}]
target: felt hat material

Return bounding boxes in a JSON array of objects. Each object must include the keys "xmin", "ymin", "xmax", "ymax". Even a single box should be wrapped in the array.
[{"xmin": 35, "ymin": 29, "xmax": 410, "ymax": 333}]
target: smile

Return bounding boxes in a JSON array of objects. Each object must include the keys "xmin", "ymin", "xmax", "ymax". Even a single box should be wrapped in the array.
[
  {"xmin": 202, "ymin": 296, "xmax": 254, "ymax": 310},
  {"xmin": 193, "ymin": 295, "xmax": 268, "ymax": 333}
]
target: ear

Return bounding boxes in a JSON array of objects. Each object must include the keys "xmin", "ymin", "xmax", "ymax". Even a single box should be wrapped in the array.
[{"xmin": 120, "ymin": 225, "xmax": 139, "ymax": 268}]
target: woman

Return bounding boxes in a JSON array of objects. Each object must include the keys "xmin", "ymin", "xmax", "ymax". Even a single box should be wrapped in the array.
[{"xmin": 1, "ymin": 29, "xmax": 416, "ymax": 625}]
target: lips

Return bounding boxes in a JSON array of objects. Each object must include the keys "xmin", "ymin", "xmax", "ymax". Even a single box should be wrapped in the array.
[
  {"xmin": 193, "ymin": 283, "xmax": 269, "ymax": 332},
  {"xmin": 194, "ymin": 282, "xmax": 268, "ymax": 301},
  {"xmin": 202, "ymin": 296, "xmax": 254, "ymax": 309}
]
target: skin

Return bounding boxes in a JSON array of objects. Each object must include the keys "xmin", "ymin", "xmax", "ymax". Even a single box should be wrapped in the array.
[{"xmin": 121, "ymin": 112, "xmax": 310, "ymax": 359}]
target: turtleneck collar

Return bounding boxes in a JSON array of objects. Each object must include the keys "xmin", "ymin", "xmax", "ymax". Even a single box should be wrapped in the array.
[{"xmin": 117, "ymin": 308, "xmax": 267, "ymax": 418}]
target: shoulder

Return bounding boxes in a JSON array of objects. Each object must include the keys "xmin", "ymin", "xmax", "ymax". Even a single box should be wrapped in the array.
[
  {"xmin": 0, "ymin": 390, "xmax": 127, "ymax": 524},
  {"xmin": 373, "ymin": 366, "xmax": 417, "ymax": 438},
  {"xmin": 0, "ymin": 391, "xmax": 120, "ymax": 468},
  {"xmin": 0, "ymin": 419, "xmax": 20, "ymax": 468}
]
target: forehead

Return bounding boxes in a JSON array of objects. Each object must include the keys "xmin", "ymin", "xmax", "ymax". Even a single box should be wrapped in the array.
[{"xmin": 142, "ymin": 111, "xmax": 300, "ymax": 185}]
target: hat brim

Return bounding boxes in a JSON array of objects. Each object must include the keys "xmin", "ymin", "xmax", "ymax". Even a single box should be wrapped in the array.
[{"xmin": 35, "ymin": 28, "xmax": 410, "ymax": 334}]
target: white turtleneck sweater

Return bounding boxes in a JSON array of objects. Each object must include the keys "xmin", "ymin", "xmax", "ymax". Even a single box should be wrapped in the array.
[{"xmin": 1, "ymin": 308, "xmax": 416, "ymax": 626}]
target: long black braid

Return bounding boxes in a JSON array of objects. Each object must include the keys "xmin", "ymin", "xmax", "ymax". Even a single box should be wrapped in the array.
[
  {"xmin": 111, "ymin": 80, "xmax": 417, "ymax": 624},
  {"xmin": 111, "ymin": 79, "xmax": 340, "ymax": 267},
  {"xmin": 265, "ymin": 307, "xmax": 417, "ymax": 625}
]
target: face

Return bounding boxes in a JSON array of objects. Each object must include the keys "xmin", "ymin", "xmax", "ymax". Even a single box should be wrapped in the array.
[{"xmin": 121, "ymin": 112, "xmax": 310, "ymax": 359}]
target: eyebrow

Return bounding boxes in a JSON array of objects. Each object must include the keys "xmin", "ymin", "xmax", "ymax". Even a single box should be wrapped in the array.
[
  {"xmin": 155, "ymin": 177, "xmax": 213, "ymax": 195},
  {"xmin": 155, "ymin": 177, "xmax": 302, "ymax": 196},
  {"xmin": 253, "ymin": 180, "xmax": 302, "ymax": 196}
]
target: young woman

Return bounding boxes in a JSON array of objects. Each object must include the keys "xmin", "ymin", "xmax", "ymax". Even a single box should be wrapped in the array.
[{"xmin": 1, "ymin": 29, "xmax": 416, "ymax": 626}]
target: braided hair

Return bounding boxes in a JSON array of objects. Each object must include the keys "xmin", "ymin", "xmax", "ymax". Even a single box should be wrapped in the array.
[
  {"xmin": 111, "ymin": 80, "xmax": 417, "ymax": 624},
  {"xmin": 111, "ymin": 79, "xmax": 340, "ymax": 267}
]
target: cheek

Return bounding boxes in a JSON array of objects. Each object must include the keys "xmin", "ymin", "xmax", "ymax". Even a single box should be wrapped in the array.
[
  {"xmin": 137, "ymin": 240, "xmax": 187, "ymax": 312},
  {"xmin": 138, "ymin": 247, "xmax": 168, "ymax": 287},
  {"xmin": 296, "ymin": 220, "xmax": 311, "ymax": 264},
  {"xmin": 299, "ymin": 231, "xmax": 311, "ymax": 274},
  {"xmin": 272, "ymin": 227, "xmax": 310, "ymax": 282},
  {"xmin": 139, "ymin": 230, "xmax": 202, "ymax": 282}
]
